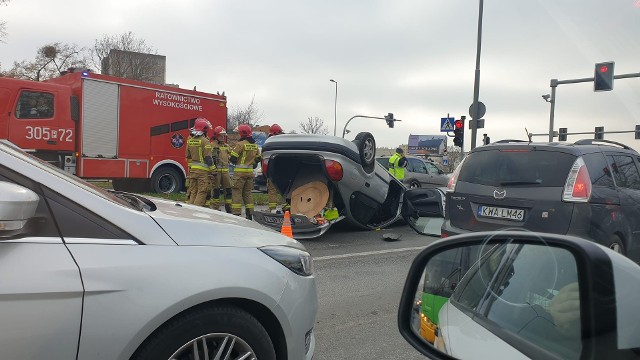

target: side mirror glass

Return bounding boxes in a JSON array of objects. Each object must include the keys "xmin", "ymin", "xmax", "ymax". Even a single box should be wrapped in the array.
[
  {"xmin": 0, "ymin": 181, "xmax": 39, "ymax": 237},
  {"xmin": 400, "ymin": 233, "xmax": 589, "ymax": 360},
  {"xmin": 402, "ymin": 188, "xmax": 445, "ymax": 236}
]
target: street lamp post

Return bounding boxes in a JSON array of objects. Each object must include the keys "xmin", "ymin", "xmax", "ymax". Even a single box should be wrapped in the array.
[{"xmin": 330, "ymin": 79, "xmax": 338, "ymax": 136}]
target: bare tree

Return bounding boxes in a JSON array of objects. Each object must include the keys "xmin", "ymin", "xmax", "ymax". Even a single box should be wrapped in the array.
[
  {"xmin": 3, "ymin": 43, "xmax": 89, "ymax": 81},
  {"xmin": 227, "ymin": 96, "xmax": 263, "ymax": 129},
  {"xmin": 91, "ymin": 31, "xmax": 163, "ymax": 83},
  {"xmin": 299, "ymin": 116, "xmax": 328, "ymax": 135}
]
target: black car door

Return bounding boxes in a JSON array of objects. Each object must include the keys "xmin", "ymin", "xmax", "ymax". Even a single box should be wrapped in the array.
[{"xmin": 606, "ymin": 153, "xmax": 640, "ymax": 260}]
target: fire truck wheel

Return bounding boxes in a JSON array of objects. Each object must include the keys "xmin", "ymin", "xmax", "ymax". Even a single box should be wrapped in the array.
[{"xmin": 151, "ymin": 167, "xmax": 183, "ymax": 194}]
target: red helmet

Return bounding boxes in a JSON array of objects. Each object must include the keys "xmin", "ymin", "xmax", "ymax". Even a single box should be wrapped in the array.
[
  {"xmin": 193, "ymin": 117, "xmax": 212, "ymax": 135},
  {"xmin": 269, "ymin": 123, "xmax": 284, "ymax": 136},
  {"xmin": 212, "ymin": 126, "xmax": 227, "ymax": 138},
  {"xmin": 238, "ymin": 124, "xmax": 252, "ymax": 138}
]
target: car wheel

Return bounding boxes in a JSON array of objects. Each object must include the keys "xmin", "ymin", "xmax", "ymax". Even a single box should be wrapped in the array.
[
  {"xmin": 606, "ymin": 235, "xmax": 626, "ymax": 255},
  {"xmin": 353, "ymin": 132, "xmax": 376, "ymax": 174},
  {"xmin": 409, "ymin": 180, "xmax": 421, "ymax": 189},
  {"xmin": 151, "ymin": 167, "xmax": 183, "ymax": 194},
  {"xmin": 131, "ymin": 306, "xmax": 276, "ymax": 360}
]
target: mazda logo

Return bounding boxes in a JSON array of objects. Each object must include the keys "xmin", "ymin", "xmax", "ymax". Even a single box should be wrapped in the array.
[{"xmin": 493, "ymin": 188, "xmax": 506, "ymax": 200}]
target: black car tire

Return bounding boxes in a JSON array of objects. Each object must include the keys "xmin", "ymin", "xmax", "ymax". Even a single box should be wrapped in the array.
[
  {"xmin": 409, "ymin": 180, "xmax": 421, "ymax": 189},
  {"xmin": 151, "ymin": 167, "xmax": 183, "ymax": 194},
  {"xmin": 131, "ymin": 306, "xmax": 276, "ymax": 360},
  {"xmin": 353, "ymin": 132, "xmax": 376, "ymax": 174},
  {"xmin": 606, "ymin": 235, "xmax": 626, "ymax": 255}
]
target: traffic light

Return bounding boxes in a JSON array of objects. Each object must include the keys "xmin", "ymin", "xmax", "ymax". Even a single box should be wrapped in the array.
[
  {"xmin": 594, "ymin": 62, "xmax": 614, "ymax": 92},
  {"xmin": 482, "ymin": 133, "xmax": 490, "ymax": 145},
  {"xmin": 453, "ymin": 118, "xmax": 465, "ymax": 148},
  {"xmin": 558, "ymin": 128, "xmax": 568, "ymax": 141},
  {"xmin": 595, "ymin": 126, "xmax": 604, "ymax": 140},
  {"xmin": 636, "ymin": 125, "xmax": 640, "ymax": 140},
  {"xmin": 384, "ymin": 113, "xmax": 395, "ymax": 128}
]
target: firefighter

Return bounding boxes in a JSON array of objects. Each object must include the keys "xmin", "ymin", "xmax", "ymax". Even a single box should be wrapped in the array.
[
  {"xmin": 388, "ymin": 147, "xmax": 408, "ymax": 180},
  {"xmin": 266, "ymin": 124, "xmax": 290, "ymax": 213},
  {"xmin": 184, "ymin": 127, "xmax": 197, "ymax": 203},
  {"xmin": 209, "ymin": 126, "xmax": 233, "ymax": 213},
  {"xmin": 230, "ymin": 124, "xmax": 261, "ymax": 220},
  {"xmin": 186, "ymin": 118, "xmax": 215, "ymax": 206}
]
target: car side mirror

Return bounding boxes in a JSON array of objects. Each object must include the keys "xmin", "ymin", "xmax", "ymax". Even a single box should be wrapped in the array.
[
  {"xmin": 0, "ymin": 181, "xmax": 39, "ymax": 238},
  {"xmin": 398, "ymin": 231, "xmax": 640, "ymax": 360},
  {"xmin": 401, "ymin": 188, "xmax": 445, "ymax": 236}
]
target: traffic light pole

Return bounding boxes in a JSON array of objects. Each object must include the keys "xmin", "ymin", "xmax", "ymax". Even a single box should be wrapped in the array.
[
  {"xmin": 470, "ymin": 0, "xmax": 484, "ymax": 150},
  {"xmin": 341, "ymin": 115, "xmax": 402, "ymax": 138},
  {"xmin": 547, "ymin": 71, "xmax": 640, "ymax": 141}
]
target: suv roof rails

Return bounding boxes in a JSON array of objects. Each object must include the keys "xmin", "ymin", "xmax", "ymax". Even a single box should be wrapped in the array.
[
  {"xmin": 574, "ymin": 139, "xmax": 633, "ymax": 150},
  {"xmin": 493, "ymin": 140, "xmax": 528, "ymax": 144}
]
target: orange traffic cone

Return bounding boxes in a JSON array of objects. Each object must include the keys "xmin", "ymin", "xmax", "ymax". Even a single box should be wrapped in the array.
[{"xmin": 280, "ymin": 211, "xmax": 293, "ymax": 238}]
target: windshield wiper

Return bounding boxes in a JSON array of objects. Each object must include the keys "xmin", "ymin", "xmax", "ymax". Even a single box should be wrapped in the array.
[
  {"xmin": 108, "ymin": 191, "xmax": 156, "ymax": 211},
  {"xmin": 499, "ymin": 180, "xmax": 542, "ymax": 186}
]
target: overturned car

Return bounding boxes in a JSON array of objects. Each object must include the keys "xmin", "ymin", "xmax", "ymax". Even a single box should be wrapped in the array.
[{"xmin": 253, "ymin": 132, "xmax": 408, "ymax": 238}]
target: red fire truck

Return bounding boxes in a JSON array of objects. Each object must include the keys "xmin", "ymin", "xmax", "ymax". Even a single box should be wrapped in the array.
[{"xmin": 0, "ymin": 69, "xmax": 227, "ymax": 193}]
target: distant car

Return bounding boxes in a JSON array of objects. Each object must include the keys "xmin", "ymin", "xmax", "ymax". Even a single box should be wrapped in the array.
[
  {"xmin": 377, "ymin": 155, "xmax": 450, "ymax": 189},
  {"xmin": 0, "ymin": 140, "xmax": 316, "ymax": 360},
  {"xmin": 444, "ymin": 139, "xmax": 640, "ymax": 262},
  {"xmin": 254, "ymin": 132, "xmax": 406, "ymax": 238}
]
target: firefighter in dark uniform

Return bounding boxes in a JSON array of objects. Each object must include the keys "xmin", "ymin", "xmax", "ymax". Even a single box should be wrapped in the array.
[
  {"xmin": 186, "ymin": 118, "xmax": 215, "ymax": 206},
  {"xmin": 210, "ymin": 126, "xmax": 233, "ymax": 213},
  {"xmin": 266, "ymin": 124, "xmax": 290, "ymax": 213},
  {"xmin": 230, "ymin": 124, "xmax": 261, "ymax": 220}
]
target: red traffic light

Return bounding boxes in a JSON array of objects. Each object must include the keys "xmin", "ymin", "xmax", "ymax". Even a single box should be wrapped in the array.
[
  {"xmin": 455, "ymin": 120, "xmax": 463, "ymax": 129},
  {"xmin": 599, "ymin": 65, "xmax": 609, "ymax": 73}
]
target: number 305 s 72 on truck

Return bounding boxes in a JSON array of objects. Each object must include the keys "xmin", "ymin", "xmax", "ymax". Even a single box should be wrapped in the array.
[{"xmin": 0, "ymin": 69, "xmax": 227, "ymax": 193}]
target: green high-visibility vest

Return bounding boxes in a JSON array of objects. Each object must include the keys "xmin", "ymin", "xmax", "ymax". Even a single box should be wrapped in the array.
[{"xmin": 389, "ymin": 153, "xmax": 405, "ymax": 180}]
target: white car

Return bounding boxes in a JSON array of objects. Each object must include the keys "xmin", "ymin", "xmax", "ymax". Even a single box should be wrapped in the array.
[{"xmin": 0, "ymin": 140, "xmax": 317, "ymax": 360}]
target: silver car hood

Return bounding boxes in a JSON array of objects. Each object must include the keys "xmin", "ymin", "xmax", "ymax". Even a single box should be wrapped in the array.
[{"xmin": 146, "ymin": 198, "xmax": 305, "ymax": 250}]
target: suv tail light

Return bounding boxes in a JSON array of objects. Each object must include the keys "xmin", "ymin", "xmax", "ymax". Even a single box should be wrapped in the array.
[
  {"xmin": 261, "ymin": 159, "xmax": 269, "ymax": 177},
  {"xmin": 563, "ymin": 157, "xmax": 592, "ymax": 202},
  {"xmin": 447, "ymin": 157, "xmax": 466, "ymax": 192},
  {"xmin": 324, "ymin": 160, "xmax": 343, "ymax": 181}
]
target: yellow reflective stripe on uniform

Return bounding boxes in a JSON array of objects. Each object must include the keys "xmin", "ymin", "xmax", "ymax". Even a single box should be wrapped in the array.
[
  {"xmin": 217, "ymin": 168, "xmax": 229, "ymax": 172},
  {"xmin": 234, "ymin": 168, "xmax": 254, "ymax": 173},
  {"xmin": 190, "ymin": 165, "xmax": 209, "ymax": 171},
  {"xmin": 230, "ymin": 151, "xmax": 239, "ymax": 157},
  {"xmin": 244, "ymin": 143, "xmax": 258, "ymax": 151},
  {"xmin": 231, "ymin": 204, "xmax": 242, "ymax": 209},
  {"xmin": 190, "ymin": 162, "xmax": 207, "ymax": 168},
  {"xmin": 245, "ymin": 204, "xmax": 254, "ymax": 209}
]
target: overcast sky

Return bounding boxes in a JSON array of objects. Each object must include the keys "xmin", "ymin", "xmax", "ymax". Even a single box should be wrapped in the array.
[{"xmin": 2, "ymin": 0, "xmax": 640, "ymax": 149}]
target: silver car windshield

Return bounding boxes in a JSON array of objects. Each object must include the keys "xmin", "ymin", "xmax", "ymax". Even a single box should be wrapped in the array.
[{"xmin": 0, "ymin": 140, "xmax": 135, "ymax": 209}]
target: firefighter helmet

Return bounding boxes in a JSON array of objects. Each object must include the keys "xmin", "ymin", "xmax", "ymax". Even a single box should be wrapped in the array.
[
  {"xmin": 193, "ymin": 117, "xmax": 212, "ymax": 136},
  {"xmin": 269, "ymin": 123, "xmax": 284, "ymax": 136},
  {"xmin": 238, "ymin": 124, "xmax": 252, "ymax": 138},
  {"xmin": 212, "ymin": 126, "xmax": 227, "ymax": 138}
]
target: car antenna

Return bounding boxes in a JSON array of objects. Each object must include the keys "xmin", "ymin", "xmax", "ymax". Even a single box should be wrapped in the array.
[{"xmin": 525, "ymin": 128, "xmax": 532, "ymax": 143}]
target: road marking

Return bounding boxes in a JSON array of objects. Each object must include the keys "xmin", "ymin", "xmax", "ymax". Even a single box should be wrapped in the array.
[{"xmin": 314, "ymin": 246, "xmax": 428, "ymax": 261}]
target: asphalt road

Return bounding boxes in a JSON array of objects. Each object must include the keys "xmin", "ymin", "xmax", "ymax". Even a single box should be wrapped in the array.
[{"xmin": 298, "ymin": 221, "xmax": 440, "ymax": 359}]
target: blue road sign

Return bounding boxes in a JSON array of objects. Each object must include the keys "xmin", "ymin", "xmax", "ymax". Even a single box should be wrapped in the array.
[{"xmin": 441, "ymin": 117, "xmax": 455, "ymax": 132}]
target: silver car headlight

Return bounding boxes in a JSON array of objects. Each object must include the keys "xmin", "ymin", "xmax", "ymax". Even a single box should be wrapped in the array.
[{"xmin": 260, "ymin": 246, "xmax": 313, "ymax": 276}]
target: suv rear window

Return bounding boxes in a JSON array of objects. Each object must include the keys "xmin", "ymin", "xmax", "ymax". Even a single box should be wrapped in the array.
[{"xmin": 458, "ymin": 149, "xmax": 576, "ymax": 187}]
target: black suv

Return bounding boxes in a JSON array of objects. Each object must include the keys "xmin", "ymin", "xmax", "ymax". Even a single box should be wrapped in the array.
[{"xmin": 442, "ymin": 139, "xmax": 640, "ymax": 262}]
